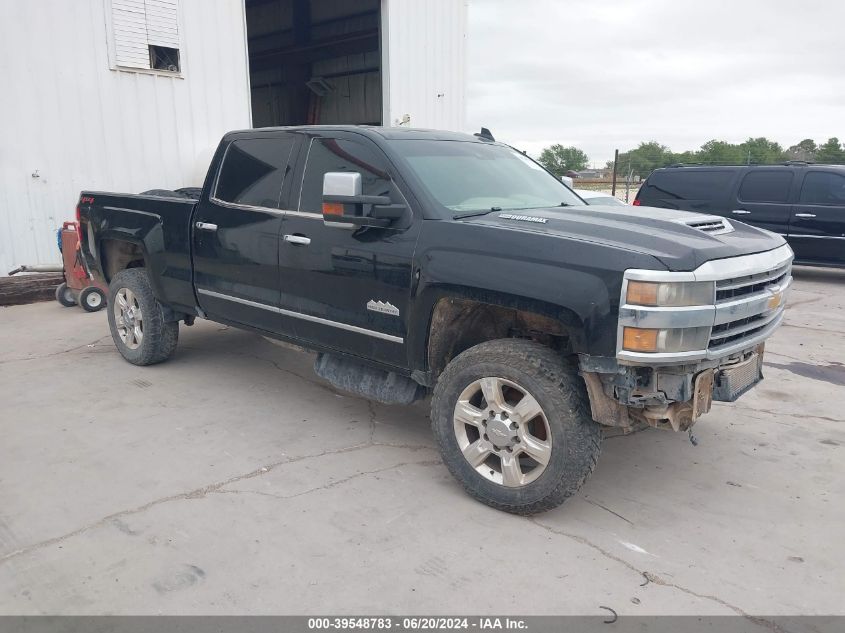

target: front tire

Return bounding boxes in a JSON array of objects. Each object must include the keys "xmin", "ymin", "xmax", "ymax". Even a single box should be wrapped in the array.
[
  {"xmin": 79, "ymin": 286, "xmax": 106, "ymax": 312},
  {"xmin": 107, "ymin": 268, "xmax": 178, "ymax": 365},
  {"xmin": 431, "ymin": 339, "xmax": 601, "ymax": 514}
]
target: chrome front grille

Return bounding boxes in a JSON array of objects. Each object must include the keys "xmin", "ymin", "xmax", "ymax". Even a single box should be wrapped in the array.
[
  {"xmin": 709, "ymin": 261, "xmax": 792, "ymax": 353},
  {"xmin": 709, "ymin": 312, "xmax": 777, "ymax": 348},
  {"xmin": 715, "ymin": 262, "xmax": 791, "ymax": 302}
]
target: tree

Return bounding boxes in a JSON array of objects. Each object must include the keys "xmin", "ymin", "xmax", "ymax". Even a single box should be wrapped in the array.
[
  {"xmin": 615, "ymin": 142, "xmax": 675, "ymax": 178},
  {"xmin": 786, "ymin": 139, "xmax": 817, "ymax": 162},
  {"xmin": 739, "ymin": 137, "xmax": 786, "ymax": 164},
  {"xmin": 696, "ymin": 140, "xmax": 745, "ymax": 165},
  {"xmin": 671, "ymin": 150, "xmax": 699, "ymax": 165},
  {"xmin": 816, "ymin": 137, "xmax": 844, "ymax": 164},
  {"xmin": 537, "ymin": 145, "xmax": 589, "ymax": 177}
]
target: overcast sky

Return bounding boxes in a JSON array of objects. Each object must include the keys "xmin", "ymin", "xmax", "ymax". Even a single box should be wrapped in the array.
[{"xmin": 466, "ymin": 0, "xmax": 845, "ymax": 166}]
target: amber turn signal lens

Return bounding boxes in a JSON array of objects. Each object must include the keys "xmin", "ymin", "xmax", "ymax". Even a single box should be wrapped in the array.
[
  {"xmin": 322, "ymin": 202, "xmax": 344, "ymax": 216},
  {"xmin": 622, "ymin": 327, "xmax": 659, "ymax": 352},
  {"xmin": 626, "ymin": 281, "xmax": 659, "ymax": 306}
]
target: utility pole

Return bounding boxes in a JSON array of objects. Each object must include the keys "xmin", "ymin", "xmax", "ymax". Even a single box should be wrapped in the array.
[{"xmin": 611, "ymin": 149, "xmax": 619, "ymax": 197}]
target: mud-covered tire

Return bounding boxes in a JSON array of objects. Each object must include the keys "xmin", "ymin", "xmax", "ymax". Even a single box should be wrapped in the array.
[
  {"xmin": 431, "ymin": 339, "xmax": 601, "ymax": 514},
  {"xmin": 107, "ymin": 268, "xmax": 178, "ymax": 365},
  {"xmin": 79, "ymin": 286, "xmax": 106, "ymax": 312},
  {"xmin": 55, "ymin": 282, "xmax": 77, "ymax": 307}
]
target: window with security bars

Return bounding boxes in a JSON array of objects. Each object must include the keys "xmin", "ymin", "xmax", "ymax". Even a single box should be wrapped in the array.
[{"xmin": 110, "ymin": 0, "xmax": 181, "ymax": 72}]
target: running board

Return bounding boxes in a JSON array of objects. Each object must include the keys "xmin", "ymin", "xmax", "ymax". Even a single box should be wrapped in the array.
[{"xmin": 314, "ymin": 354, "xmax": 426, "ymax": 405}]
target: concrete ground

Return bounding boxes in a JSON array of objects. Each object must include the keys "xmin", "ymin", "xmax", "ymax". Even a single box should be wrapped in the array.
[{"xmin": 0, "ymin": 268, "xmax": 842, "ymax": 619}]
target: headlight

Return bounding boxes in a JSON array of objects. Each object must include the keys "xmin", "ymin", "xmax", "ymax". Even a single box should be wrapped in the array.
[
  {"xmin": 626, "ymin": 281, "xmax": 714, "ymax": 307},
  {"xmin": 622, "ymin": 326, "xmax": 711, "ymax": 353}
]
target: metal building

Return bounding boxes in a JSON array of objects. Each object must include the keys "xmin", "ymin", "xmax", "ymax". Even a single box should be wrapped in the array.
[{"xmin": 0, "ymin": 0, "xmax": 467, "ymax": 276}]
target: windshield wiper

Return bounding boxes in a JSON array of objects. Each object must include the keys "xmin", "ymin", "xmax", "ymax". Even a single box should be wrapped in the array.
[{"xmin": 454, "ymin": 206, "xmax": 502, "ymax": 220}]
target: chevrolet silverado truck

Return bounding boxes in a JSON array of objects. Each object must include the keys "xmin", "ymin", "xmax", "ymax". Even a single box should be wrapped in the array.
[{"xmin": 77, "ymin": 126, "xmax": 793, "ymax": 514}]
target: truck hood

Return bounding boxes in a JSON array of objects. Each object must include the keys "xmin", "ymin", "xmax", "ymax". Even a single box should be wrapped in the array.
[{"xmin": 462, "ymin": 205, "xmax": 787, "ymax": 271}]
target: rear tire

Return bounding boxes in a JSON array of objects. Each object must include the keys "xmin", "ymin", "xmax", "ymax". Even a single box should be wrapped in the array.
[
  {"xmin": 107, "ymin": 268, "xmax": 178, "ymax": 365},
  {"xmin": 79, "ymin": 286, "xmax": 106, "ymax": 312},
  {"xmin": 55, "ymin": 282, "xmax": 77, "ymax": 307},
  {"xmin": 431, "ymin": 339, "xmax": 602, "ymax": 515}
]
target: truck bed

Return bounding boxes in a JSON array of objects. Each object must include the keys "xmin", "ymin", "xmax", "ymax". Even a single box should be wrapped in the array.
[{"xmin": 79, "ymin": 191, "xmax": 198, "ymax": 314}]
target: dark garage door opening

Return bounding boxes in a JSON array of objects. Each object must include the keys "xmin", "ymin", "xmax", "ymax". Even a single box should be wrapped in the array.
[{"xmin": 245, "ymin": 0, "xmax": 382, "ymax": 128}]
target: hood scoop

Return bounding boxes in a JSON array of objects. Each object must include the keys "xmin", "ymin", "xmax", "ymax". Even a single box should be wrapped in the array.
[{"xmin": 678, "ymin": 216, "xmax": 734, "ymax": 236}]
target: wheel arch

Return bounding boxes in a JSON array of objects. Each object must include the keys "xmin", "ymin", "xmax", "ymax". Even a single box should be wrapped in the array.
[
  {"xmin": 99, "ymin": 237, "xmax": 147, "ymax": 283},
  {"xmin": 418, "ymin": 288, "xmax": 587, "ymax": 382}
]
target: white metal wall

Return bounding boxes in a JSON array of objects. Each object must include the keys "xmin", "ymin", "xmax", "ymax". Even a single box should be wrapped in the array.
[
  {"xmin": 382, "ymin": 0, "xmax": 467, "ymax": 132},
  {"xmin": 0, "ymin": 0, "xmax": 252, "ymax": 275}
]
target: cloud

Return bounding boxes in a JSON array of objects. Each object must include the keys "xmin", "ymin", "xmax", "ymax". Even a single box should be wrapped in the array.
[{"xmin": 467, "ymin": 0, "xmax": 845, "ymax": 164}]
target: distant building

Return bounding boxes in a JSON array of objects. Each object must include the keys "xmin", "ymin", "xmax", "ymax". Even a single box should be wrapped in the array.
[{"xmin": 573, "ymin": 169, "xmax": 611, "ymax": 179}]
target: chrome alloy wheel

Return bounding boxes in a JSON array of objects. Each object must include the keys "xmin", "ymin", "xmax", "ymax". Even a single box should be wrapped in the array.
[
  {"xmin": 453, "ymin": 377, "xmax": 552, "ymax": 487},
  {"xmin": 114, "ymin": 287, "xmax": 143, "ymax": 350}
]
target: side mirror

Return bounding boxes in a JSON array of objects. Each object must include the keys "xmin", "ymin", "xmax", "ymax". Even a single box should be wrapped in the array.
[{"xmin": 322, "ymin": 172, "xmax": 405, "ymax": 228}]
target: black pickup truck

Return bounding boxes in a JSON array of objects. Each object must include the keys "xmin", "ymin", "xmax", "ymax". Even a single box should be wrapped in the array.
[{"xmin": 78, "ymin": 126, "xmax": 793, "ymax": 514}]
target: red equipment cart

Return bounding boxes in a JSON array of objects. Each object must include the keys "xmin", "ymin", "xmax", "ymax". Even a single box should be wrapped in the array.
[{"xmin": 55, "ymin": 221, "xmax": 108, "ymax": 312}]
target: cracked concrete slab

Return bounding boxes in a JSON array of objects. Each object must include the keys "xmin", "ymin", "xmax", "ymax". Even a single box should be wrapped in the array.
[{"xmin": 0, "ymin": 266, "xmax": 843, "ymax": 617}]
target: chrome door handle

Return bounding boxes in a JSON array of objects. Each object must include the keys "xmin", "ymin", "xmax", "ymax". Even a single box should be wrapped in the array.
[
  {"xmin": 794, "ymin": 213, "xmax": 816, "ymax": 218},
  {"xmin": 284, "ymin": 234, "xmax": 311, "ymax": 245},
  {"xmin": 195, "ymin": 222, "xmax": 218, "ymax": 231},
  {"xmin": 731, "ymin": 209, "xmax": 751, "ymax": 215}
]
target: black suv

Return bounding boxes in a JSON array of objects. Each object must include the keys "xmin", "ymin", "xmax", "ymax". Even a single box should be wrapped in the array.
[{"xmin": 635, "ymin": 164, "xmax": 845, "ymax": 268}]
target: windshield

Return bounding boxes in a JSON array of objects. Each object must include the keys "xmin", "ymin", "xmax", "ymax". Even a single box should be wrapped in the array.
[{"xmin": 389, "ymin": 140, "xmax": 584, "ymax": 214}]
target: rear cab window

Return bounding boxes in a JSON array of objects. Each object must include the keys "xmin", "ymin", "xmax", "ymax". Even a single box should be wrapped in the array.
[{"xmin": 214, "ymin": 137, "xmax": 297, "ymax": 208}]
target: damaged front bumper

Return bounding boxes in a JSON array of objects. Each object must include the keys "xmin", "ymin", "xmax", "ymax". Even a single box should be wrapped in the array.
[
  {"xmin": 582, "ymin": 245, "xmax": 792, "ymax": 432},
  {"xmin": 580, "ymin": 344, "xmax": 765, "ymax": 432}
]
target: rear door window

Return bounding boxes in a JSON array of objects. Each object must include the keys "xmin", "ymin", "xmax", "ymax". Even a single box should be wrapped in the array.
[
  {"xmin": 215, "ymin": 137, "xmax": 296, "ymax": 208},
  {"xmin": 640, "ymin": 170, "xmax": 734, "ymax": 201},
  {"xmin": 799, "ymin": 171, "xmax": 845, "ymax": 206},
  {"xmin": 298, "ymin": 137, "xmax": 396, "ymax": 213},
  {"xmin": 738, "ymin": 170, "xmax": 793, "ymax": 203}
]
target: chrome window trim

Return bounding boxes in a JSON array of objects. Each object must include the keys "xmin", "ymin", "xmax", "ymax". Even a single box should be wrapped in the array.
[
  {"xmin": 196, "ymin": 288, "xmax": 404, "ymax": 344},
  {"xmin": 285, "ymin": 209, "xmax": 323, "ymax": 218},
  {"xmin": 789, "ymin": 234, "xmax": 845, "ymax": 240},
  {"xmin": 208, "ymin": 196, "xmax": 287, "ymax": 215}
]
